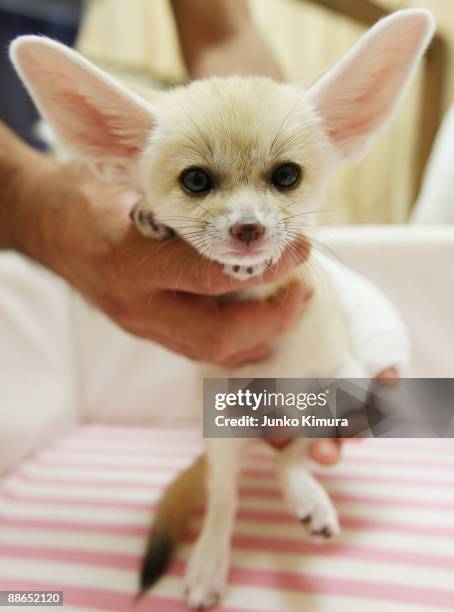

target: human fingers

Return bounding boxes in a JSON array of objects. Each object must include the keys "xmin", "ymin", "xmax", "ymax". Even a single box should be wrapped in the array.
[
  {"xmin": 110, "ymin": 281, "xmax": 307, "ymax": 364},
  {"xmin": 309, "ymin": 439, "xmax": 342, "ymax": 465}
]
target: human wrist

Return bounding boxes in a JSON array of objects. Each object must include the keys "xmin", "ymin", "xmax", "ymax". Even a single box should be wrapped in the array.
[
  {"xmin": 0, "ymin": 124, "xmax": 56, "ymax": 260},
  {"xmin": 10, "ymin": 158, "xmax": 63, "ymax": 271}
]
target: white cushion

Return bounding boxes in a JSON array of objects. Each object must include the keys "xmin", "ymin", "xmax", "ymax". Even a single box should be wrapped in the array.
[{"xmin": 0, "ymin": 254, "xmax": 77, "ymax": 473}]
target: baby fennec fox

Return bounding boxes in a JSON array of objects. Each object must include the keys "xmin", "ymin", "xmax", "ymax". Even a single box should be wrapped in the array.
[{"xmin": 11, "ymin": 9, "xmax": 433, "ymax": 609}]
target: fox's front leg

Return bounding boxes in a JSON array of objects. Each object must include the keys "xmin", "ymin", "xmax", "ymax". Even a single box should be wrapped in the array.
[
  {"xmin": 184, "ymin": 438, "xmax": 248, "ymax": 610},
  {"xmin": 130, "ymin": 201, "xmax": 175, "ymax": 240},
  {"xmin": 275, "ymin": 439, "xmax": 340, "ymax": 542},
  {"xmin": 275, "ymin": 357, "xmax": 365, "ymax": 540}
]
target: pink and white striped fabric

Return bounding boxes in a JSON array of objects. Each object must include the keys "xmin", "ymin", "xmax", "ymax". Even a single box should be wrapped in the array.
[{"xmin": 1, "ymin": 425, "xmax": 454, "ymax": 611}]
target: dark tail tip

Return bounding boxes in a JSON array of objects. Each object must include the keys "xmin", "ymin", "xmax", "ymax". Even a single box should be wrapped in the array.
[{"xmin": 139, "ymin": 531, "xmax": 175, "ymax": 594}]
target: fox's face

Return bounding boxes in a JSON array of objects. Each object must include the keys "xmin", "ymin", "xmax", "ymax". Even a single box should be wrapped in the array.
[
  {"xmin": 140, "ymin": 77, "xmax": 328, "ymax": 273},
  {"xmin": 10, "ymin": 10, "xmax": 434, "ymax": 277}
]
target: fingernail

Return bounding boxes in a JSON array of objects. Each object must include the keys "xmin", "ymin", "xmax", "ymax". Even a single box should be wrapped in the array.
[
  {"xmin": 312, "ymin": 440, "xmax": 339, "ymax": 464},
  {"xmin": 224, "ymin": 345, "xmax": 270, "ymax": 367},
  {"xmin": 243, "ymin": 345, "xmax": 270, "ymax": 363}
]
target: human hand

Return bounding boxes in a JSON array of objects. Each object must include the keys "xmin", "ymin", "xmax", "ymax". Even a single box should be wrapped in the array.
[{"xmin": 13, "ymin": 159, "xmax": 311, "ymax": 366}]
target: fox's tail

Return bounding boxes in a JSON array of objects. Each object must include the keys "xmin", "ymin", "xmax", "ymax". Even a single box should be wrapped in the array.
[{"xmin": 139, "ymin": 455, "xmax": 205, "ymax": 593}]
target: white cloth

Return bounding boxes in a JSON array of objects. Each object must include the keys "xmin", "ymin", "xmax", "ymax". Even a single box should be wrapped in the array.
[
  {"xmin": 320, "ymin": 225, "xmax": 454, "ymax": 380},
  {"xmin": 320, "ymin": 252, "xmax": 409, "ymax": 376}
]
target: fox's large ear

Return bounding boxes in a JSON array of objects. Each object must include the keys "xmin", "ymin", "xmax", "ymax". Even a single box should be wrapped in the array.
[
  {"xmin": 308, "ymin": 10, "xmax": 435, "ymax": 163},
  {"xmin": 10, "ymin": 36, "xmax": 156, "ymax": 181}
]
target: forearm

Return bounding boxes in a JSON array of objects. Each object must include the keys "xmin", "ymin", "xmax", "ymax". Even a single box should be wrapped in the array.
[
  {"xmin": 0, "ymin": 123, "xmax": 55, "ymax": 259},
  {"xmin": 184, "ymin": 28, "xmax": 282, "ymax": 80},
  {"xmin": 171, "ymin": 0, "xmax": 282, "ymax": 80}
]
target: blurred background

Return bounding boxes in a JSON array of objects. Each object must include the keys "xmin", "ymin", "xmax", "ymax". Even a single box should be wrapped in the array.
[{"xmin": 1, "ymin": 0, "xmax": 453, "ymax": 223}]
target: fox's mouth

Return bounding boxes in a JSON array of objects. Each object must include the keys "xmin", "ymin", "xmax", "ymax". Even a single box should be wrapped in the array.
[
  {"xmin": 218, "ymin": 235, "xmax": 272, "ymax": 262},
  {"xmin": 217, "ymin": 246, "xmax": 273, "ymax": 267},
  {"xmin": 225, "ymin": 246, "xmax": 268, "ymax": 259}
]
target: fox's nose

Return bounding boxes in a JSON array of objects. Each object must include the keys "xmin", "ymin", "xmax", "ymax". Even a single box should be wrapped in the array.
[{"xmin": 229, "ymin": 223, "xmax": 265, "ymax": 244}]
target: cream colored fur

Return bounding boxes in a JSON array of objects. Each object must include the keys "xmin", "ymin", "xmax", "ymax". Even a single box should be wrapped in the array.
[{"xmin": 10, "ymin": 10, "xmax": 434, "ymax": 608}]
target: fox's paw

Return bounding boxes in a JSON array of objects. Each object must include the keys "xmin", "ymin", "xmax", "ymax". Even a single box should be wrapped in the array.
[
  {"xmin": 130, "ymin": 204, "xmax": 174, "ymax": 240},
  {"xmin": 299, "ymin": 495, "xmax": 341, "ymax": 543},
  {"xmin": 184, "ymin": 537, "xmax": 229, "ymax": 610},
  {"xmin": 282, "ymin": 470, "xmax": 340, "ymax": 543}
]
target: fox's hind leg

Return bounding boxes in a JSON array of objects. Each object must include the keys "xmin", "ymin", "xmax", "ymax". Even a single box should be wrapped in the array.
[{"xmin": 184, "ymin": 437, "xmax": 248, "ymax": 610}]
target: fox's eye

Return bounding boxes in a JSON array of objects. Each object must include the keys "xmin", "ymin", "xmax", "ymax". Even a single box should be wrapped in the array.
[
  {"xmin": 271, "ymin": 163, "xmax": 301, "ymax": 189},
  {"xmin": 180, "ymin": 167, "xmax": 213, "ymax": 194}
]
